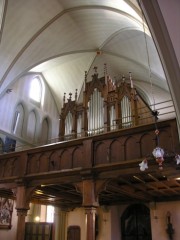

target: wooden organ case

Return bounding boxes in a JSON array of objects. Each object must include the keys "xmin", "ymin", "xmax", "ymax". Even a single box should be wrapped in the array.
[{"xmin": 59, "ymin": 69, "xmax": 154, "ymax": 141}]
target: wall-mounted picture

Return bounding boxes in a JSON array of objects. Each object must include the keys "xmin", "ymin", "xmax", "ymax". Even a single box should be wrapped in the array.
[
  {"xmin": 3, "ymin": 136, "xmax": 16, "ymax": 153},
  {"xmin": 0, "ymin": 197, "xmax": 13, "ymax": 229}
]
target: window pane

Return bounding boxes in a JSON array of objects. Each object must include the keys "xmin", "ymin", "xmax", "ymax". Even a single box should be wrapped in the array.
[
  {"xmin": 29, "ymin": 77, "xmax": 41, "ymax": 102},
  {"xmin": 46, "ymin": 206, "xmax": 54, "ymax": 223}
]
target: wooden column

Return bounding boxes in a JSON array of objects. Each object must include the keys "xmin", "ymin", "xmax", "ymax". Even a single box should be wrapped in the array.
[
  {"xmin": 15, "ymin": 183, "xmax": 35, "ymax": 240},
  {"xmin": 85, "ymin": 207, "xmax": 97, "ymax": 240},
  {"xmin": 130, "ymin": 89, "xmax": 138, "ymax": 126},
  {"xmin": 59, "ymin": 114, "xmax": 65, "ymax": 141},
  {"xmin": 82, "ymin": 179, "xmax": 98, "ymax": 240},
  {"xmin": 16, "ymin": 208, "xmax": 28, "ymax": 240}
]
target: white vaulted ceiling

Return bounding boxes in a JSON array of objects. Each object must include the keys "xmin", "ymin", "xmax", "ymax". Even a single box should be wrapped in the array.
[{"xmin": 0, "ymin": 0, "xmax": 171, "ymax": 112}]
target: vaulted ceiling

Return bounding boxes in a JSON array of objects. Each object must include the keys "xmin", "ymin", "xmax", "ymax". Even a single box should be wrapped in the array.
[{"xmin": 0, "ymin": 0, "xmax": 172, "ymax": 112}]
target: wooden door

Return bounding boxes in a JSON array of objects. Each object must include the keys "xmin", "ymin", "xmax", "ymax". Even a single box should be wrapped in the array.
[
  {"xmin": 121, "ymin": 204, "xmax": 152, "ymax": 240},
  {"xmin": 24, "ymin": 222, "xmax": 53, "ymax": 240},
  {"xmin": 67, "ymin": 226, "xmax": 80, "ymax": 240}
]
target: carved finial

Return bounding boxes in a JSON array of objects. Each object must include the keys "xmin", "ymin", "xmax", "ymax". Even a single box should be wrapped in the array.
[
  {"xmin": 129, "ymin": 72, "xmax": 134, "ymax": 88},
  {"xmin": 84, "ymin": 71, "xmax": 87, "ymax": 82},
  {"xmin": 104, "ymin": 63, "xmax": 107, "ymax": 76},
  {"xmin": 63, "ymin": 93, "xmax": 66, "ymax": 104},
  {"xmin": 94, "ymin": 66, "xmax": 98, "ymax": 75},
  {"xmin": 104, "ymin": 63, "xmax": 108, "ymax": 84},
  {"xmin": 84, "ymin": 71, "xmax": 87, "ymax": 91},
  {"xmin": 75, "ymin": 89, "xmax": 78, "ymax": 101},
  {"xmin": 69, "ymin": 92, "xmax": 72, "ymax": 100}
]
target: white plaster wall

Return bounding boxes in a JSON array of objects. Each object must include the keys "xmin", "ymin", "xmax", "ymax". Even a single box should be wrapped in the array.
[
  {"xmin": 67, "ymin": 208, "xmax": 86, "ymax": 239},
  {"xmin": 96, "ymin": 207, "xmax": 111, "ymax": 240},
  {"xmin": 151, "ymin": 201, "xmax": 180, "ymax": 240},
  {"xmin": 157, "ymin": 0, "xmax": 180, "ymax": 66},
  {"xmin": 66, "ymin": 207, "xmax": 112, "ymax": 240},
  {"xmin": 0, "ymin": 73, "xmax": 60, "ymax": 147}
]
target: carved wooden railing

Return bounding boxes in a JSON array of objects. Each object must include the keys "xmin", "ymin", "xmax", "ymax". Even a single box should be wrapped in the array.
[{"xmin": 0, "ymin": 119, "xmax": 179, "ymax": 185}]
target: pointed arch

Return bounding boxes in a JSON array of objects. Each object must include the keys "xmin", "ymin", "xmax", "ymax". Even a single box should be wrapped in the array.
[
  {"xmin": 121, "ymin": 204, "xmax": 152, "ymax": 240},
  {"xmin": 94, "ymin": 141, "xmax": 108, "ymax": 165},
  {"xmin": 40, "ymin": 117, "xmax": 51, "ymax": 145},
  {"xmin": 140, "ymin": 133, "xmax": 156, "ymax": 157},
  {"xmin": 125, "ymin": 136, "xmax": 140, "ymax": 160},
  {"xmin": 27, "ymin": 110, "xmax": 37, "ymax": 142},
  {"xmin": 12, "ymin": 103, "xmax": 25, "ymax": 136},
  {"xmin": 72, "ymin": 147, "xmax": 83, "ymax": 168},
  {"xmin": 110, "ymin": 139, "xmax": 124, "ymax": 162}
]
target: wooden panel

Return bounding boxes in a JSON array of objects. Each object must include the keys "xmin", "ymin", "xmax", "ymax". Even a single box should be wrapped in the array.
[
  {"xmin": 110, "ymin": 139, "xmax": 125, "ymax": 162},
  {"xmin": 25, "ymin": 222, "xmax": 53, "ymax": 240},
  {"xmin": 39, "ymin": 153, "xmax": 51, "ymax": 173},
  {"xmin": 140, "ymin": 133, "xmax": 156, "ymax": 157},
  {"xmin": 94, "ymin": 142, "xmax": 108, "ymax": 165},
  {"xmin": 49, "ymin": 151, "xmax": 61, "ymax": 171},
  {"xmin": 60, "ymin": 150, "xmax": 72, "ymax": 169},
  {"xmin": 125, "ymin": 136, "xmax": 140, "ymax": 160},
  {"xmin": 72, "ymin": 147, "xmax": 83, "ymax": 168},
  {"xmin": 67, "ymin": 226, "xmax": 80, "ymax": 240},
  {"xmin": 3, "ymin": 159, "xmax": 15, "ymax": 177},
  {"xmin": 159, "ymin": 129, "xmax": 173, "ymax": 152},
  {"xmin": 27, "ymin": 155, "xmax": 40, "ymax": 174}
]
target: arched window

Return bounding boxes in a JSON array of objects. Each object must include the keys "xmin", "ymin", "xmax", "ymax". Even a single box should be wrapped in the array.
[{"xmin": 29, "ymin": 77, "xmax": 42, "ymax": 103}]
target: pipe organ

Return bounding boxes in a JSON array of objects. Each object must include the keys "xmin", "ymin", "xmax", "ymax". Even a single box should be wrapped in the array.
[{"xmin": 59, "ymin": 68, "xmax": 154, "ymax": 141}]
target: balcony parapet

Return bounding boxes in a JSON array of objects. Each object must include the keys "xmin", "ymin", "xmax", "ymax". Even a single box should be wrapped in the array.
[{"xmin": 0, "ymin": 119, "xmax": 179, "ymax": 184}]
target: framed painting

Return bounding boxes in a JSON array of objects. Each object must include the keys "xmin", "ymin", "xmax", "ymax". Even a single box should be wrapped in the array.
[{"xmin": 0, "ymin": 197, "xmax": 14, "ymax": 229}]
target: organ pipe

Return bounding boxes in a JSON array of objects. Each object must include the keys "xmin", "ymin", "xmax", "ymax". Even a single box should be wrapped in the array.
[{"xmin": 87, "ymin": 88, "xmax": 104, "ymax": 135}]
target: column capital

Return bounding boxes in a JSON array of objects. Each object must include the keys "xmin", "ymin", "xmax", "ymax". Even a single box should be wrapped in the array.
[
  {"xmin": 16, "ymin": 208, "xmax": 29, "ymax": 217},
  {"xmin": 84, "ymin": 206, "xmax": 97, "ymax": 214}
]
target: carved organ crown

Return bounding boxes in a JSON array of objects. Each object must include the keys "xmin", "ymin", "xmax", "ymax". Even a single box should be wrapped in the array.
[{"xmin": 59, "ymin": 67, "xmax": 153, "ymax": 141}]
